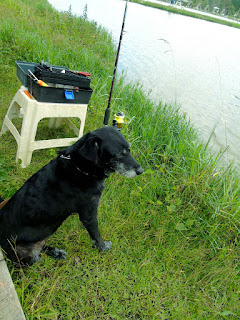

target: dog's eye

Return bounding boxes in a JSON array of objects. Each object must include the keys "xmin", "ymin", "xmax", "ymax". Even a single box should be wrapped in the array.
[{"xmin": 122, "ymin": 148, "xmax": 130, "ymax": 156}]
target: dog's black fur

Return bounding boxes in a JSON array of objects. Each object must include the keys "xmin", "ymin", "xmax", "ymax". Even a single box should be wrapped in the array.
[{"xmin": 0, "ymin": 127, "xmax": 143, "ymax": 266}]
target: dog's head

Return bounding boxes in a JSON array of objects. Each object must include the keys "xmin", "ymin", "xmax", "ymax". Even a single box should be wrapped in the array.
[{"xmin": 59, "ymin": 127, "xmax": 143, "ymax": 178}]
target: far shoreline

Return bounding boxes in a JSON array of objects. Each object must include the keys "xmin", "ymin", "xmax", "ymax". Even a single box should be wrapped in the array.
[{"xmin": 130, "ymin": 0, "xmax": 240, "ymax": 29}]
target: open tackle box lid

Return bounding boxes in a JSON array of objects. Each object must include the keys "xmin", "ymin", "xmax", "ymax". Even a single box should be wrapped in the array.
[{"xmin": 16, "ymin": 61, "xmax": 91, "ymax": 89}]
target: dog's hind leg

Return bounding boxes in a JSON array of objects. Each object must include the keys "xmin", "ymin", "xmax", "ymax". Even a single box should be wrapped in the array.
[
  {"xmin": 15, "ymin": 240, "xmax": 45, "ymax": 266},
  {"xmin": 43, "ymin": 246, "xmax": 67, "ymax": 260}
]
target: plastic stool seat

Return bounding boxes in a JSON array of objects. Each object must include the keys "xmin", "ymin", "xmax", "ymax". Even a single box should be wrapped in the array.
[{"xmin": 0, "ymin": 86, "xmax": 88, "ymax": 167}]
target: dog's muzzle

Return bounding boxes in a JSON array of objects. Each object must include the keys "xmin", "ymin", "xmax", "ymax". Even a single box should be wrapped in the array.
[{"xmin": 114, "ymin": 161, "xmax": 144, "ymax": 178}]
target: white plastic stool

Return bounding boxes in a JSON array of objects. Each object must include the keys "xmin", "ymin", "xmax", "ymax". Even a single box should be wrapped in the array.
[{"xmin": 0, "ymin": 86, "xmax": 88, "ymax": 168}]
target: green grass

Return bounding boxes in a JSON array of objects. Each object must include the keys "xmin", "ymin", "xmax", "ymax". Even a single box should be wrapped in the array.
[
  {"xmin": 0, "ymin": 0, "xmax": 240, "ymax": 319},
  {"xmin": 130, "ymin": 0, "xmax": 240, "ymax": 29}
]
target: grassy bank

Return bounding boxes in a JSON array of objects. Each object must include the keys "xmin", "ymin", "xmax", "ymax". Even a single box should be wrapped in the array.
[
  {"xmin": 130, "ymin": 0, "xmax": 240, "ymax": 29},
  {"xmin": 0, "ymin": 0, "xmax": 240, "ymax": 319}
]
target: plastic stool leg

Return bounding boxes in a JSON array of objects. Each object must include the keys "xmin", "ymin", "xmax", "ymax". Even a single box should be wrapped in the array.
[
  {"xmin": 48, "ymin": 118, "xmax": 64, "ymax": 129},
  {"xmin": 16, "ymin": 101, "xmax": 37, "ymax": 167},
  {"xmin": 0, "ymin": 100, "xmax": 21, "ymax": 136}
]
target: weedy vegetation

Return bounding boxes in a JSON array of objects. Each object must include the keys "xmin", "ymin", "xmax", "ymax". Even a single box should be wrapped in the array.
[{"xmin": 0, "ymin": 0, "xmax": 239, "ymax": 319}]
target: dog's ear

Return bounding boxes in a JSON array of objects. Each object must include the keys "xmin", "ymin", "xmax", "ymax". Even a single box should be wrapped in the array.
[
  {"xmin": 58, "ymin": 133, "xmax": 89, "ymax": 156},
  {"xmin": 78, "ymin": 136, "xmax": 102, "ymax": 164}
]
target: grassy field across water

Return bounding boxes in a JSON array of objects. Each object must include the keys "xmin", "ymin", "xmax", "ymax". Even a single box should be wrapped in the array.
[{"xmin": 0, "ymin": 0, "xmax": 239, "ymax": 319}]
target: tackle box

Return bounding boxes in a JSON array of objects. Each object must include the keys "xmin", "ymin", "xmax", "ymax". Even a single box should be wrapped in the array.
[
  {"xmin": 28, "ymin": 79, "xmax": 93, "ymax": 104},
  {"xmin": 15, "ymin": 61, "xmax": 93, "ymax": 104}
]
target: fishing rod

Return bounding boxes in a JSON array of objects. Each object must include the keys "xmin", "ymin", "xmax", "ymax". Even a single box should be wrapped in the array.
[{"xmin": 103, "ymin": 0, "xmax": 129, "ymax": 128}]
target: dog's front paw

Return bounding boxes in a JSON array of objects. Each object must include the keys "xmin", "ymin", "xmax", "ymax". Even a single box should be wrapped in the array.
[
  {"xmin": 101, "ymin": 241, "xmax": 112, "ymax": 252},
  {"xmin": 94, "ymin": 240, "xmax": 112, "ymax": 252}
]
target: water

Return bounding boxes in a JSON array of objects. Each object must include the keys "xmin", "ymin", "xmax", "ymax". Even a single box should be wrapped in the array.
[{"xmin": 49, "ymin": 0, "xmax": 240, "ymax": 166}]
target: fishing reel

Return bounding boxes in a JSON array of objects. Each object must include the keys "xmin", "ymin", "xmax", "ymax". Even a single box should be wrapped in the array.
[{"xmin": 112, "ymin": 112, "xmax": 125, "ymax": 130}]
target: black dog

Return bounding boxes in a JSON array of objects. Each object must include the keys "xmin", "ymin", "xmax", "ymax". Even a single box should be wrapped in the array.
[{"xmin": 0, "ymin": 127, "xmax": 143, "ymax": 266}]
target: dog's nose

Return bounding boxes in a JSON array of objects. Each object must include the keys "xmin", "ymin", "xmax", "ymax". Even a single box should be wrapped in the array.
[{"xmin": 136, "ymin": 166, "xmax": 144, "ymax": 175}]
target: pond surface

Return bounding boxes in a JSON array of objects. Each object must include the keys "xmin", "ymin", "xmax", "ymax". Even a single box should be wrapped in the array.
[{"xmin": 49, "ymin": 0, "xmax": 240, "ymax": 166}]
